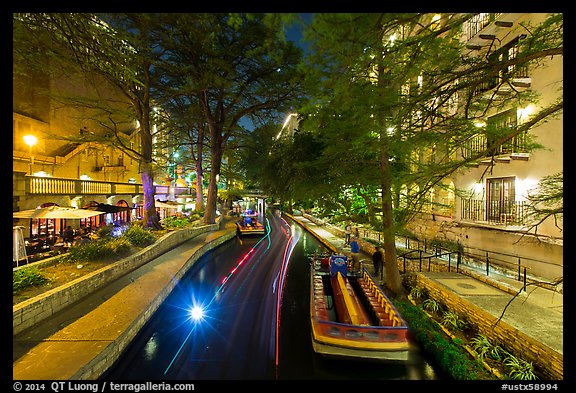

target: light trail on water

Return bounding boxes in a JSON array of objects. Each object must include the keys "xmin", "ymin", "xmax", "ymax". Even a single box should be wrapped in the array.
[{"xmin": 163, "ymin": 217, "xmax": 275, "ymax": 376}]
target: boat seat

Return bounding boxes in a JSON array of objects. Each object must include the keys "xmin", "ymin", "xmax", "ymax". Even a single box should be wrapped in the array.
[{"xmin": 356, "ymin": 277, "xmax": 398, "ymax": 326}]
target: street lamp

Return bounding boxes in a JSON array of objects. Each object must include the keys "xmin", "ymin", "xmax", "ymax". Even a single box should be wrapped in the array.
[{"xmin": 23, "ymin": 134, "xmax": 38, "ymax": 175}]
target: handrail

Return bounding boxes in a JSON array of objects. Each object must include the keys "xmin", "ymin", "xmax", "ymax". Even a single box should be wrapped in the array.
[{"xmin": 18, "ymin": 174, "xmax": 192, "ymax": 198}]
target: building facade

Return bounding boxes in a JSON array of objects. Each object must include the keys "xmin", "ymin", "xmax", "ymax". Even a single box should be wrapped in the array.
[
  {"xmin": 12, "ymin": 28, "xmax": 189, "ymax": 246},
  {"xmin": 406, "ymin": 13, "xmax": 563, "ymax": 281}
]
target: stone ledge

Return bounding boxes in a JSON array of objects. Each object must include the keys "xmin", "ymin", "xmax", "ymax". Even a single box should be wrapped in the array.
[{"xmin": 414, "ymin": 272, "xmax": 563, "ymax": 380}]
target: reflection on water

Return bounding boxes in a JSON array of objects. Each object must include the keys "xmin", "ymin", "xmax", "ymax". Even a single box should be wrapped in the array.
[{"xmin": 104, "ymin": 213, "xmax": 443, "ymax": 380}]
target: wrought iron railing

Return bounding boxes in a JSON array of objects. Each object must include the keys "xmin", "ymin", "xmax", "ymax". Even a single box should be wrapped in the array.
[
  {"xmin": 462, "ymin": 132, "xmax": 528, "ymax": 159},
  {"xmin": 460, "ymin": 198, "xmax": 527, "ymax": 225},
  {"xmin": 465, "ymin": 13, "xmax": 502, "ymax": 41}
]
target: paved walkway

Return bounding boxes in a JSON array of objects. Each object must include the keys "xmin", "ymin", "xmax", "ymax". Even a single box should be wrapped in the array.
[
  {"xmin": 289, "ymin": 214, "xmax": 563, "ymax": 356},
  {"xmin": 13, "ymin": 219, "xmax": 238, "ymax": 380},
  {"xmin": 12, "ymin": 213, "xmax": 564, "ymax": 380}
]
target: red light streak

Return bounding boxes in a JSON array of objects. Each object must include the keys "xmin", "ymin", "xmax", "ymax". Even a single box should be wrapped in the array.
[{"xmin": 218, "ymin": 247, "xmax": 256, "ymax": 291}]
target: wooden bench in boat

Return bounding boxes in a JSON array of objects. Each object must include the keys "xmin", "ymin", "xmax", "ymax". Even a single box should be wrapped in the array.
[{"xmin": 330, "ymin": 272, "xmax": 371, "ymax": 326}]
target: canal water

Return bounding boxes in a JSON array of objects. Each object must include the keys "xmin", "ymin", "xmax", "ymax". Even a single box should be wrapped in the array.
[{"xmin": 103, "ymin": 213, "xmax": 443, "ymax": 380}]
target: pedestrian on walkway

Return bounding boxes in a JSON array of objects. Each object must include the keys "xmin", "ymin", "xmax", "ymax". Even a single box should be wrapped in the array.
[
  {"xmin": 349, "ymin": 236, "xmax": 360, "ymax": 274},
  {"xmin": 344, "ymin": 223, "xmax": 352, "ymax": 245},
  {"xmin": 372, "ymin": 246, "xmax": 383, "ymax": 281}
]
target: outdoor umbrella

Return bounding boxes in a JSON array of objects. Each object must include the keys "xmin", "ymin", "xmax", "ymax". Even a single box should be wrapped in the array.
[
  {"xmin": 13, "ymin": 206, "xmax": 105, "ymax": 219},
  {"xmin": 86, "ymin": 203, "xmax": 134, "ymax": 214},
  {"xmin": 154, "ymin": 200, "xmax": 181, "ymax": 209}
]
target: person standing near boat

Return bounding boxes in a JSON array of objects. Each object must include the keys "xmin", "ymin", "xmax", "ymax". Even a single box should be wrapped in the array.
[
  {"xmin": 349, "ymin": 236, "xmax": 360, "ymax": 274},
  {"xmin": 344, "ymin": 223, "xmax": 352, "ymax": 245},
  {"xmin": 372, "ymin": 246, "xmax": 383, "ymax": 281}
]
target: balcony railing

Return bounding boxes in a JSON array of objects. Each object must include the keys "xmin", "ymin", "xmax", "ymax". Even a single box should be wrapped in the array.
[
  {"xmin": 460, "ymin": 198, "xmax": 527, "ymax": 226},
  {"xmin": 22, "ymin": 175, "xmax": 192, "ymax": 197},
  {"xmin": 465, "ymin": 13, "xmax": 502, "ymax": 41},
  {"xmin": 25, "ymin": 175, "xmax": 141, "ymax": 195},
  {"xmin": 462, "ymin": 132, "xmax": 528, "ymax": 159}
]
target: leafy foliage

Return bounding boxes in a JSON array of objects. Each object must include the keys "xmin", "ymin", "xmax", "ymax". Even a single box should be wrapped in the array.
[
  {"xmin": 422, "ymin": 298, "xmax": 442, "ymax": 313},
  {"xmin": 440, "ymin": 310, "xmax": 468, "ymax": 331},
  {"xmin": 394, "ymin": 299, "xmax": 489, "ymax": 379},
  {"xmin": 64, "ymin": 238, "xmax": 132, "ymax": 262},
  {"xmin": 505, "ymin": 354, "xmax": 538, "ymax": 380},
  {"xmin": 122, "ymin": 224, "xmax": 156, "ymax": 246},
  {"xmin": 471, "ymin": 334, "xmax": 504, "ymax": 362},
  {"xmin": 525, "ymin": 172, "xmax": 563, "ymax": 233},
  {"xmin": 162, "ymin": 215, "xmax": 196, "ymax": 228},
  {"xmin": 13, "ymin": 266, "xmax": 49, "ymax": 294}
]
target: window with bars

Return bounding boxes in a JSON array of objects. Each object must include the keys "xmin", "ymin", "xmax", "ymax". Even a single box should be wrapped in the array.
[
  {"xmin": 490, "ymin": 37, "xmax": 528, "ymax": 83},
  {"xmin": 486, "ymin": 108, "xmax": 517, "ymax": 154},
  {"xmin": 465, "ymin": 13, "xmax": 501, "ymax": 40}
]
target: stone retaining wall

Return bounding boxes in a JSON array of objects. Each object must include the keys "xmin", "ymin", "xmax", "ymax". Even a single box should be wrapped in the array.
[
  {"xmin": 413, "ymin": 272, "xmax": 563, "ymax": 380},
  {"xmin": 13, "ymin": 221, "xmax": 221, "ymax": 335},
  {"xmin": 405, "ymin": 214, "xmax": 563, "ymax": 281}
]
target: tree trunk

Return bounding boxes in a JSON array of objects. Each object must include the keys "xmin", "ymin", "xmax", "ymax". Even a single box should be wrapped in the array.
[
  {"xmin": 203, "ymin": 135, "xmax": 223, "ymax": 225},
  {"xmin": 195, "ymin": 148, "xmax": 204, "ymax": 212},
  {"xmin": 379, "ymin": 142, "xmax": 404, "ymax": 295},
  {"xmin": 376, "ymin": 46, "xmax": 403, "ymax": 295},
  {"xmin": 138, "ymin": 93, "xmax": 161, "ymax": 230},
  {"xmin": 141, "ymin": 161, "xmax": 161, "ymax": 229}
]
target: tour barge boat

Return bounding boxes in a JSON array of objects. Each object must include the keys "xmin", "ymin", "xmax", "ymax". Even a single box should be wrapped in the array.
[
  {"xmin": 309, "ymin": 253, "xmax": 411, "ymax": 362},
  {"xmin": 236, "ymin": 209, "xmax": 266, "ymax": 236}
]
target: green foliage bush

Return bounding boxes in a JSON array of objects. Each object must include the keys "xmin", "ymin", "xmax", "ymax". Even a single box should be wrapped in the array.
[
  {"xmin": 163, "ymin": 215, "xmax": 193, "ymax": 228},
  {"xmin": 122, "ymin": 224, "xmax": 156, "ymax": 246},
  {"xmin": 471, "ymin": 334, "xmax": 505, "ymax": 362},
  {"xmin": 429, "ymin": 238, "xmax": 463, "ymax": 253},
  {"xmin": 108, "ymin": 237, "xmax": 132, "ymax": 255},
  {"xmin": 441, "ymin": 310, "xmax": 468, "ymax": 331},
  {"xmin": 394, "ymin": 299, "xmax": 489, "ymax": 380},
  {"xmin": 505, "ymin": 354, "xmax": 538, "ymax": 380},
  {"xmin": 409, "ymin": 286, "xmax": 425, "ymax": 301},
  {"xmin": 188, "ymin": 212, "xmax": 203, "ymax": 221},
  {"xmin": 422, "ymin": 298, "xmax": 442, "ymax": 313},
  {"xmin": 13, "ymin": 266, "xmax": 49, "ymax": 294},
  {"xmin": 64, "ymin": 237, "xmax": 131, "ymax": 262},
  {"xmin": 97, "ymin": 224, "xmax": 114, "ymax": 238}
]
